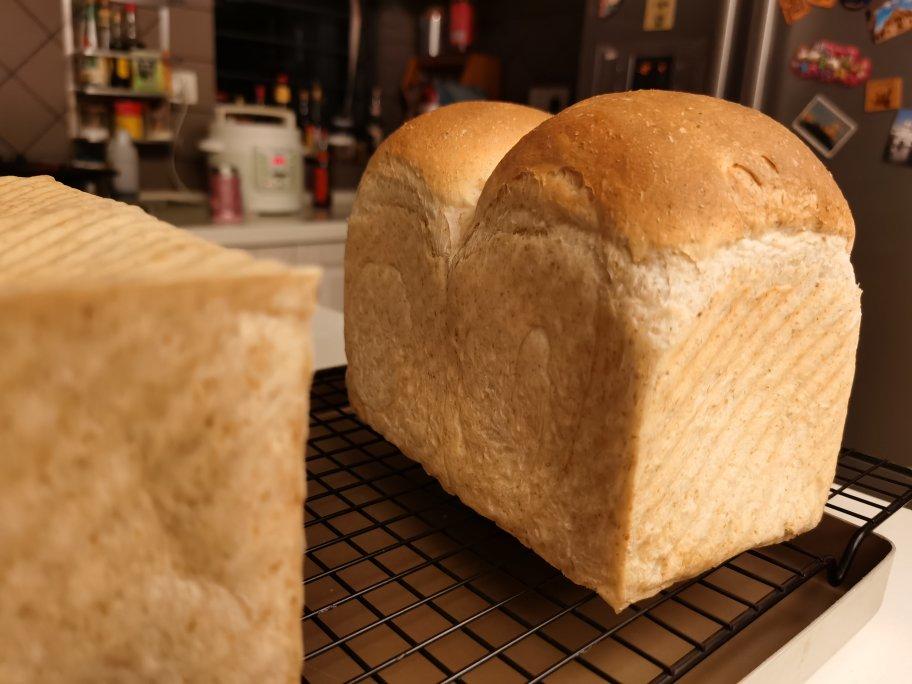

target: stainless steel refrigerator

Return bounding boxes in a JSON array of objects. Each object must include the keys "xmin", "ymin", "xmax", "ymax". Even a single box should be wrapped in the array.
[{"xmin": 578, "ymin": 0, "xmax": 912, "ymax": 466}]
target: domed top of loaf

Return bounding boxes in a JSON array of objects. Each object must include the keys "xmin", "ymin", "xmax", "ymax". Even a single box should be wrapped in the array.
[
  {"xmin": 365, "ymin": 101, "xmax": 550, "ymax": 211},
  {"xmin": 477, "ymin": 90, "xmax": 853, "ymax": 260}
]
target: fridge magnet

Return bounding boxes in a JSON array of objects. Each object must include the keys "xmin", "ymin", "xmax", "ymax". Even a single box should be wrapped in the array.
[
  {"xmin": 867, "ymin": 0, "xmax": 912, "ymax": 43},
  {"xmin": 779, "ymin": 0, "xmax": 812, "ymax": 24},
  {"xmin": 884, "ymin": 109, "xmax": 912, "ymax": 165},
  {"xmin": 809, "ymin": 0, "xmax": 837, "ymax": 6},
  {"xmin": 629, "ymin": 55, "xmax": 674, "ymax": 90},
  {"xmin": 643, "ymin": 0, "xmax": 676, "ymax": 31},
  {"xmin": 865, "ymin": 77, "xmax": 904, "ymax": 111},
  {"xmin": 790, "ymin": 41, "xmax": 872, "ymax": 87},
  {"xmin": 792, "ymin": 95, "xmax": 858, "ymax": 158},
  {"xmin": 598, "ymin": 0, "xmax": 624, "ymax": 18}
]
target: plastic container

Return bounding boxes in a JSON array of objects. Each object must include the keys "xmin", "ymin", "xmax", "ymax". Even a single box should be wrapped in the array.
[
  {"xmin": 114, "ymin": 100, "xmax": 144, "ymax": 140},
  {"xmin": 106, "ymin": 128, "xmax": 139, "ymax": 201},
  {"xmin": 208, "ymin": 163, "xmax": 244, "ymax": 224}
]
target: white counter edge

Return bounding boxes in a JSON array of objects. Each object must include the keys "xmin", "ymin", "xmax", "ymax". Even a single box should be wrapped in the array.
[{"xmin": 183, "ymin": 220, "xmax": 348, "ymax": 249}]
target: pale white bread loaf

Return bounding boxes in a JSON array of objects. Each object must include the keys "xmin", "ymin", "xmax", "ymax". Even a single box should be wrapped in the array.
[
  {"xmin": 345, "ymin": 91, "xmax": 861, "ymax": 610},
  {"xmin": 0, "ymin": 176, "xmax": 318, "ymax": 682}
]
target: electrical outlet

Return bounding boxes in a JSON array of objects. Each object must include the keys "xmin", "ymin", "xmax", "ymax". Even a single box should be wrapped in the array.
[{"xmin": 171, "ymin": 69, "xmax": 199, "ymax": 106}]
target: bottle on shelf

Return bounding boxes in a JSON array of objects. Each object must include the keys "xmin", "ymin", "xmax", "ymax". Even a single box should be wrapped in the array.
[
  {"xmin": 312, "ymin": 134, "xmax": 332, "ymax": 210},
  {"xmin": 84, "ymin": 0, "xmax": 98, "ymax": 48},
  {"xmin": 79, "ymin": 0, "xmax": 109, "ymax": 87},
  {"xmin": 449, "ymin": 0, "xmax": 475, "ymax": 53},
  {"xmin": 366, "ymin": 86, "xmax": 384, "ymax": 154},
  {"xmin": 254, "ymin": 84, "xmax": 267, "ymax": 106},
  {"xmin": 113, "ymin": 99, "xmax": 144, "ymax": 140},
  {"xmin": 106, "ymin": 128, "xmax": 139, "ymax": 203},
  {"xmin": 109, "ymin": 4, "xmax": 131, "ymax": 88},
  {"xmin": 308, "ymin": 81, "xmax": 323, "ymax": 148},
  {"xmin": 310, "ymin": 81, "xmax": 330, "ymax": 209},
  {"xmin": 273, "ymin": 73, "xmax": 291, "ymax": 108},
  {"xmin": 124, "ymin": 3, "xmax": 138, "ymax": 49},
  {"xmin": 310, "ymin": 82, "xmax": 332, "ymax": 209},
  {"xmin": 297, "ymin": 87, "xmax": 311, "ymax": 149},
  {"xmin": 110, "ymin": 2, "xmax": 122, "ymax": 50},
  {"xmin": 97, "ymin": 0, "xmax": 111, "ymax": 50}
]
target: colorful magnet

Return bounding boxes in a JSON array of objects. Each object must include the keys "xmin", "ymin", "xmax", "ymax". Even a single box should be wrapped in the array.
[
  {"xmin": 865, "ymin": 77, "xmax": 904, "ymax": 111},
  {"xmin": 779, "ymin": 0, "xmax": 812, "ymax": 24},
  {"xmin": 867, "ymin": 0, "xmax": 912, "ymax": 43},
  {"xmin": 598, "ymin": 0, "xmax": 624, "ymax": 18},
  {"xmin": 630, "ymin": 56, "xmax": 674, "ymax": 90},
  {"xmin": 789, "ymin": 41, "xmax": 872, "ymax": 87},
  {"xmin": 885, "ymin": 109, "xmax": 912, "ymax": 165},
  {"xmin": 792, "ymin": 95, "xmax": 858, "ymax": 159},
  {"xmin": 643, "ymin": 0, "xmax": 676, "ymax": 31}
]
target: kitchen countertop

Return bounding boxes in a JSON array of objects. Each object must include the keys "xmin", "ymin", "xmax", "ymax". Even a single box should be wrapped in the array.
[
  {"xmin": 185, "ymin": 216, "xmax": 347, "ymax": 249},
  {"xmin": 144, "ymin": 191, "xmax": 352, "ymax": 249},
  {"xmin": 309, "ymin": 304, "xmax": 912, "ymax": 682}
]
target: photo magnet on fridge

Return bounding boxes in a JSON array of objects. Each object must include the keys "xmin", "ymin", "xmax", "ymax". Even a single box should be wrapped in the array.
[
  {"xmin": 868, "ymin": 0, "xmax": 912, "ymax": 43},
  {"xmin": 643, "ymin": 0, "xmax": 676, "ymax": 30},
  {"xmin": 779, "ymin": 0, "xmax": 812, "ymax": 24},
  {"xmin": 884, "ymin": 109, "xmax": 912, "ymax": 165},
  {"xmin": 865, "ymin": 77, "xmax": 904, "ymax": 111},
  {"xmin": 792, "ymin": 95, "xmax": 858, "ymax": 158}
]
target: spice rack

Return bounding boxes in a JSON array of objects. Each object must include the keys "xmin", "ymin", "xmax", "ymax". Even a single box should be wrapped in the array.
[{"xmin": 61, "ymin": 0, "xmax": 174, "ymax": 146}]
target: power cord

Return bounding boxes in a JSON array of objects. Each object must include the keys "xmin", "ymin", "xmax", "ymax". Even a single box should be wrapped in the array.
[{"xmin": 169, "ymin": 98, "xmax": 191, "ymax": 194}]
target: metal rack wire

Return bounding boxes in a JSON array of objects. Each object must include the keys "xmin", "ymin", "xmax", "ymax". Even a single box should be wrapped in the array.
[{"xmin": 303, "ymin": 366, "xmax": 912, "ymax": 683}]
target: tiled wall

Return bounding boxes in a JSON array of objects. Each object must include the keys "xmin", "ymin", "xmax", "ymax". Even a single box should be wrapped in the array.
[
  {"xmin": 0, "ymin": 0, "xmax": 68, "ymax": 163},
  {"xmin": 0, "ymin": 0, "xmax": 215, "ymax": 189}
]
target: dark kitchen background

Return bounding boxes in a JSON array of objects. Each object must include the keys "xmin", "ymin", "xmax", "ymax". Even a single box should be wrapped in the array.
[{"xmin": 0, "ymin": 0, "xmax": 910, "ymax": 468}]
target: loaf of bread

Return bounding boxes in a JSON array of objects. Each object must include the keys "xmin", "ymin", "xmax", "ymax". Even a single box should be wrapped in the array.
[
  {"xmin": 0, "ymin": 177, "xmax": 318, "ymax": 681},
  {"xmin": 345, "ymin": 92, "xmax": 861, "ymax": 611}
]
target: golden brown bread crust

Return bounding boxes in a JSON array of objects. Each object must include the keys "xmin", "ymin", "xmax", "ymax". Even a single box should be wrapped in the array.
[
  {"xmin": 477, "ymin": 90, "xmax": 855, "ymax": 261},
  {"xmin": 366, "ymin": 101, "xmax": 549, "ymax": 213},
  {"xmin": 346, "ymin": 91, "xmax": 861, "ymax": 611}
]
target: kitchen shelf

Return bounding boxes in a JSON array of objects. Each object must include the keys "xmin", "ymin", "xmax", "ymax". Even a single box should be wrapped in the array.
[
  {"xmin": 72, "ymin": 134, "xmax": 174, "ymax": 144},
  {"xmin": 116, "ymin": 0, "xmax": 181, "ymax": 7},
  {"xmin": 69, "ymin": 48, "xmax": 164, "ymax": 59},
  {"xmin": 61, "ymin": 0, "xmax": 174, "ymax": 145},
  {"xmin": 74, "ymin": 85, "xmax": 169, "ymax": 99},
  {"xmin": 303, "ymin": 366, "xmax": 912, "ymax": 683}
]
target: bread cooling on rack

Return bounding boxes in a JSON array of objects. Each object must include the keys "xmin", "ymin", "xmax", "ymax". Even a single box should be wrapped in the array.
[
  {"xmin": 344, "ymin": 92, "xmax": 861, "ymax": 611},
  {"xmin": 0, "ymin": 177, "xmax": 317, "ymax": 681}
]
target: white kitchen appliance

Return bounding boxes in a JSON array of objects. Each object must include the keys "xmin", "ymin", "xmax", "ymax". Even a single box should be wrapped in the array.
[{"xmin": 199, "ymin": 104, "xmax": 303, "ymax": 215}]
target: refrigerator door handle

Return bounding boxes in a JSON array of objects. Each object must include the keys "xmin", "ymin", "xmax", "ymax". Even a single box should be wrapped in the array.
[
  {"xmin": 740, "ymin": 0, "xmax": 779, "ymax": 110},
  {"xmin": 709, "ymin": 0, "xmax": 741, "ymax": 98}
]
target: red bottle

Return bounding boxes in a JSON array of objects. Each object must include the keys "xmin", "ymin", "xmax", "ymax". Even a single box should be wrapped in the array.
[
  {"xmin": 312, "ymin": 132, "xmax": 331, "ymax": 209},
  {"xmin": 449, "ymin": 0, "xmax": 474, "ymax": 52}
]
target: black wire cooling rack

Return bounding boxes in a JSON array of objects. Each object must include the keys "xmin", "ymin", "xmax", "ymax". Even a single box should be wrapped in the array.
[{"xmin": 303, "ymin": 366, "xmax": 912, "ymax": 683}]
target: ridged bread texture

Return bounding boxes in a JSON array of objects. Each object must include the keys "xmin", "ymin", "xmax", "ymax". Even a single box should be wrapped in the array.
[
  {"xmin": 345, "ymin": 92, "xmax": 861, "ymax": 611},
  {"xmin": 0, "ymin": 176, "xmax": 318, "ymax": 682}
]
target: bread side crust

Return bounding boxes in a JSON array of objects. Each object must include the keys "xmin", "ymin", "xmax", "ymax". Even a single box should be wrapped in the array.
[{"xmin": 0, "ymin": 275, "xmax": 316, "ymax": 682}]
